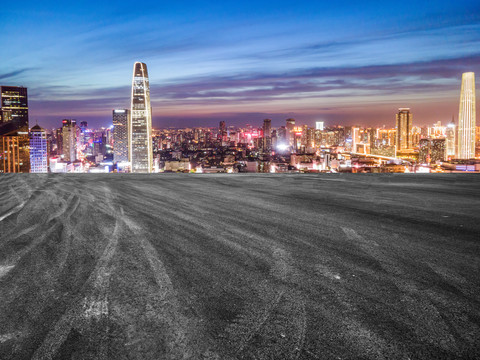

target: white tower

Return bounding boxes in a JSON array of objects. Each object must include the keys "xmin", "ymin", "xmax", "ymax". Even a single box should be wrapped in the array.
[{"xmin": 457, "ymin": 72, "xmax": 476, "ymax": 159}]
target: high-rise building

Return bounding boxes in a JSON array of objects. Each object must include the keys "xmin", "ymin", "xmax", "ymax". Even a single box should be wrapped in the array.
[
  {"xmin": 431, "ymin": 138, "xmax": 446, "ymax": 163},
  {"xmin": 262, "ymin": 118, "xmax": 272, "ymax": 152},
  {"xmin": 0, "ymin": 86, "xmax": 30, "ymax": 173},
  {"xmin": 316, "ymin": 121, "xmax": 324, "ymax": 131},
  {"xmin": 286, "ymin": 118, "xmax": 295, "ymax": 147},
  {"xmin": 219, "ymin": 121, "xmax": 226, "ymax": 143},
  {"xmin": 457, "ymin": 72, "xmax": 476, "ymax": 159},
  {"xmin": 55, "ymin": 127, "xmax": 63, "ymax": 156},
  {"xmin": 446, "ymin": 119, "xmax": 456, "ymax": 158},
  {"xmin": 395, "ymin": 108, "xmax": 413, "ymax": 152},
  {"xmin": 62, "ymin": 119, "xmax": 77, "ymax": 162},
  {"xmin": 418, "ymin": 139, "xmax": 430, "ymax": 164},
  {"xmin": 352, "ymin": 127, "xmax": 361, "ymax": 152},
  {"xmin": 0, "ymin": 86, "xmax": 28, "ymax": 134},
  {"xmin": 30, "ymin": 125, "xmax": 48, "ymax": 173},
  {"xmin": 113, "ymin": 109, "xmax": 129, "ymax": 164},
  {"xmin": 130, "ymin": 62, "xmax": 153, "ymax": 173}
]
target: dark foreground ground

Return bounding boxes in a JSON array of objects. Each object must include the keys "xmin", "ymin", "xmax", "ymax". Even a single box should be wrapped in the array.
[{"xmin": 0, "ymin": 174, "xmax": 479, "ymax": 360}]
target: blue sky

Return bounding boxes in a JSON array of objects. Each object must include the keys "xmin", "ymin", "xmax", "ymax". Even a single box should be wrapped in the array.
[{"xmin": 1, "ymin": 0, "xmax": 479, "ymax": 128}]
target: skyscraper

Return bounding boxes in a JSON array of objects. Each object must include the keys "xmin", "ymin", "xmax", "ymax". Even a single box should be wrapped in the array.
[
  {"xmin": 352, "ymin": 127, "xmax": 361, "ymax": 153},
  {"xmin": 130, "ymin": 62, "xmax": 153, "ymax": 173},
  {"xmin": 262, "ymin": 118, "xmax": 272, "ymax": 152},
  {"xmin": 30, "ymin": 125, "xmax": 48, "ymax": 173},
  {"xmin": 219, "ymin": 121, "xmax": 226, "ymax": 143},
  {"xmin": 395, "ymin": 108, "xmax": 413, "ymax": 152},
  {"xmin": 0, "ymin": 86, "xmax": 30, "ymax": 173},
  {"xmin": 446, "ymin": 119, "xmax": 456, "ymax": 158},
  {"xmin": 62, "ymin": 119, "xmax": 77, "ymax": 162},
  {"xmin": 113, "ymin": 109, "xmax": 129, "ymax": 164},
  {"xmin": 286, "ymin": 118, "xmax": 295, "ymax": 147},
  {"xmin": 457, "ymin": 72, "xmax": 476, "ymax": 159}
]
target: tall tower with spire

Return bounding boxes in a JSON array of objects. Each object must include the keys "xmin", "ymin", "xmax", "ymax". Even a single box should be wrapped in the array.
[
  {"xmin": 457, "ymin": 72, "xmax": 476, "ymax": 159},
  {"xmin": 129, "ymin": 62, "xmax": 153, "ymax": 173}
]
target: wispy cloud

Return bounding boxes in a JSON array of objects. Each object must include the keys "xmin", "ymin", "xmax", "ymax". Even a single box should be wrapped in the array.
[{"xmin": 0, "ymin": 68, "xmax": 35, "ymax": 80}]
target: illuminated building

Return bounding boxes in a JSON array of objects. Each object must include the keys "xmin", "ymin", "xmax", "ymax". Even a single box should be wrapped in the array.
[
  {"xmin": 418, "ymin": 138, "xmax": 446, "ymax": 164},
  {"xmin": 352, "ymin": 127, "xmax": 361, "ymax": 152},
  {"xmin": 113, "ymin": 109, "xmax": 129, "ymax": 163},
  {"xmin": 395, "ymin": 108, "xmax": 413, "ymax": 152},
  {"xmin": 457, "ymin": 72, "xmax": 476, "ymax": 159},
  {"xmin": 316, "ymin": 121, "xmax": 324, "ymax": 131},
  {"xmin": 277, "ymin": 126, "xmax": 287, "ymax": 147},
  {"xmin": 55, "ymin": 128, "xmax": 63, "ymax": 155},
  {"xmin": 130, "ymin": 62, "xmax": 153, "ymax": 173},
  {"xmin": 0, "ymin": 86, "xmax": 30, "ymax": 173},
  {"xmin": 286, "ymin": 118, "xmax": 295, "ymax": 147},
  {"xmin": 29, "ymin": 125, "xmax": 48, "ymax": 173},
  {"xmin": 62, "ymin": 119, "xmax": 77, "ymax": 162},
  {"xmin": 418, "ymin": 139, "xmax": 430, "ymax": 163},
  {"xmin": 219, "ymin": 121, "xmax": 226, "ymax": 143},
  {"xmin": 411, "ymin": 126, "xmax": 422, "ymax": 147},
  {"xmin": 0, "ymin": 86, "xmax": 28, "ymax": 134},
  {"xmin": 431, "ymin": 138, "xmax": 446, "ymax": 163},
  {"xmin": 446, "ymin": 121, "xmax": 456, "ymax": 158},
  {"xmin": 293, "ymin": 126, "xmax": 303, "ymax": 153},
  {"xmin": 262, "ymin": 118, "xmax": 272, "ymax": 152}
]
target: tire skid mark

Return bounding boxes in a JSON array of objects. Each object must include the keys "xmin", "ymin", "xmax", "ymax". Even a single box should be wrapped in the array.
[
  {"xmin": 31, "ymin": 224, "xmax": 120, "ymax": 360},
  {"xmin": 0, "ymin": 265, "xmax": 15, "ymax": 279},
  {"xmin": 31, "ymin": 186, "xmax": 121, "ymax": 360},
  {"xmin": 0, "ymin": 186, "xmax": 26, "ymax": 222},
  {"xmin": 341, "ymin": 225, "xmax": 458, "ymax": 353},
  {"xmin": 133, "ymin": 187, "xmax": 308, "ymax": 358},
  {"xmin": 123, "ymin": 215, "xmax": 199, "ymax": 359}
]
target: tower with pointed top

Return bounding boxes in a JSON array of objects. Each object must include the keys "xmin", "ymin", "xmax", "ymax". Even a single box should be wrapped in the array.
[
  {"xmin": 130, "ymin": 62, "xmax": 153, "ymax": 173},
  {"xmin": 457, "ymin": 72, "xmax": 476, "ymax": 159}
]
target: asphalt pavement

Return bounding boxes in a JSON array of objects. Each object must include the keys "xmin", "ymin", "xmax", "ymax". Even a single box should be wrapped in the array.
[{"xmin": 0, "ymin": 173, "xmax": 479, "ymax": 359}]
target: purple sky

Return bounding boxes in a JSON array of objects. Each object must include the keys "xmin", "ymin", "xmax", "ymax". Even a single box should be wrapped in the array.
[{"xmin": 2, "ymin": 0, "xmax": 479, "ymax": 129}]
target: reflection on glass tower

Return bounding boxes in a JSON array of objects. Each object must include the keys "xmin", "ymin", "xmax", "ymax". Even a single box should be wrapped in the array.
[{"xmin": 130, "ymin": 62, "xmax": 153, "ymax": 173}]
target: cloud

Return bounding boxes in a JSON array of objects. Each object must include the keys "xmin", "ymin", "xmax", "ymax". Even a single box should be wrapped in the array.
[{"xmin": 0, "ymin": 68, "xmax": 34, "ymax": 80}]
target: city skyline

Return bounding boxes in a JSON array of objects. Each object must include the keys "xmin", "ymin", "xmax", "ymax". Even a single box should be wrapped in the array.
[{"xmin": 2, "ymin": 0, "xmax": 479, "ymax": 129}]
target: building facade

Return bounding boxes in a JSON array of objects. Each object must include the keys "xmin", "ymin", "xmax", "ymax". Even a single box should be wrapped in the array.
[
  {"xmin": 130, "ymin": 62, "xmax": 153, "ymax": 173},
  {"xmin": 262, "ymin": 118, "xmax": 272, "ymax": 152},
  {"xmin": 286, "ymin": 118, "xmax": 295, "ymax": 148},
  {"xmin": 457, "ymin": 72, "xmax": 476, "ymax": 159},
  {"xmin": 30, "ymin": 125, "xmax": 48, "ymax": 173},
  {"xmin": 113, "ymin": 109, "xmax": 129, "ymax": 164},
  {"xmin": 0, "ymin": 86, "xmax": 30, "ymax": 173},
  {"xmin": 395, "ymin": 108, "xmax": 413, "ymax": 152},
  {"xmin": 446, "ymin": 122, "xmax": 456, "ymax": 158},
  {"xmin": 62, "ymin": 119, "xmax": 77, "ymax": 162}
]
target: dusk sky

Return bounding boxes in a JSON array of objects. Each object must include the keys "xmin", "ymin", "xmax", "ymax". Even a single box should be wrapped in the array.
[{"xmin": 1, "ymin": 0, "xmax": 479, "ymax": 129}]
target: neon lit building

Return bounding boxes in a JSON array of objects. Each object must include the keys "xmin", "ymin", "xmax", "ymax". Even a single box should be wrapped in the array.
[
  {"xmin": 29, "ymin": 125, "xmax": 48, "ymax": 173},
  {"xmin": 130, "ymin": 62, "xmax": 152, "ymax": 173},
  {"xmin": 113, "ymin": 109, "xmax": 129, "ymax": 164},
  {"xmin": 457, "ymin": 72, "xmax": 476, "ymax": 159}
]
